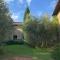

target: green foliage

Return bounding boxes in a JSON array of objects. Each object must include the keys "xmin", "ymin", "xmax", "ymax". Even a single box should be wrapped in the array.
[
  {"xmin": 51, "ymin": 16, "xmax": 59, "ymax": 43},
  {"xmin": 23, "ymin": 19, "xmax": 38, "ymax": 47},
  {"xmin": 0, "ymin": 45, "xmax": 5, "ymax": 55},
  {"xmin": 0, "ymin": 0, "xmax": 13, "ymax": 41},
  {"xmin": 23, "ymin": 9, "xmax": 59, "ymax": 48},
  {"xmin": 52, "ymin": 44, "xmax": 60, "ymax": 60}
]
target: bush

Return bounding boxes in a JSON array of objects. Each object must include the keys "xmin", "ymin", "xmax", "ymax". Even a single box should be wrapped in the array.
[
  {"xmin": 5, "ymin": 40, "xmax": 24, "ymax": 45},
  {"xmin": 23, "ymin": 16, "xmax": 59, "ymax": 48},
  {"xmin": 0, "ymin": 45, "xmax": 5, "ymax": 55},
  {"xmin": 23, "ymin": 20, "xmax": 38, "ymax": 48},
  {"xmin": 52, "ymin": 44, "xmax": 60, "ymax": 60}
]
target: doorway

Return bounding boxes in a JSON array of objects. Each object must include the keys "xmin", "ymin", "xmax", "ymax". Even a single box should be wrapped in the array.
[{"xmin": 13, "ymin": 35, "xmax": 17, "ymax": 40}]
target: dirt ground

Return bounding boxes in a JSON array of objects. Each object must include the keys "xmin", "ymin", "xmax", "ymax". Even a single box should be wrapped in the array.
[{"xmin": 4, "ymin": 57, "xmax": 32, "ymax": 60}]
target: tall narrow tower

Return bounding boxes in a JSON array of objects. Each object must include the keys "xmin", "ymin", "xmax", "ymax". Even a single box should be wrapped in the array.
[{"xmin": 24, "ymin": 6, "xmax": 30, "ymax": 22}]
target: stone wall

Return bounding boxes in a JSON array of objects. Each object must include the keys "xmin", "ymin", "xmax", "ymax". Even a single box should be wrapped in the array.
[
  {"xmin": 57, "ymin": 12, "xmax": 60, "ymax": 24},
  {"xmin": 6, "ymin": 23, "xmax": 24, "ymax": 41}
]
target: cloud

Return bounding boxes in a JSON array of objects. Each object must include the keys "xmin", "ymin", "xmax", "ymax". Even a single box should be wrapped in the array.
[
  {"xmin": 26, "ymin": 0, "xmax": 32, "ymax": 6},
  {"xmin": 4, "ymin": 0, "xmax": 14, "ymax": 3},
  {"xmin": 19, "ymin": 0, "xmax": 24, "ymax": 4},
  {"xmin": 11, "ymin": 11, "xmax": 23, "ymax": 22},
  {"xmin": 11, "ymin": 13, "xmax": 19, "ymax": 22}
]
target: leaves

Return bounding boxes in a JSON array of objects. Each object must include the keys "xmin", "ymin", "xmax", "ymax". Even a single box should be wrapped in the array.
[
  {"xmin": 0, "ymin": 0, "xmax": 13, "ymax": 41},
  {"xmin": 23, "ymin": 14, "xmax": 59, "ymax": 48}
]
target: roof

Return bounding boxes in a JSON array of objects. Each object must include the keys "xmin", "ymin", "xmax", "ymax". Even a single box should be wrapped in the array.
[
  {"xmin": 52, "ymin": 0, "xmax": 60, "ymax": 16},
  {"xmin": 24, "ymin": 6, "xmax": 30, "ymax": 21}
]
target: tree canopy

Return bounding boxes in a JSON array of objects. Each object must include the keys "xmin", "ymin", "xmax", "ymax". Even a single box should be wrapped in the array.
[{"xmin": 0, "ymin": 0, "xmax": 13, "ymax": 41}]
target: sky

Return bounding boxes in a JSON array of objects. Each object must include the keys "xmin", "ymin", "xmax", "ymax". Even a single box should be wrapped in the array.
[{"xmin": 5, "ymin": 0, "xmax": 58, "ymax": 22}]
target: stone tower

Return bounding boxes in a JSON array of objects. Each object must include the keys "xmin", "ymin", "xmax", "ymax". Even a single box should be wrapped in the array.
[{"xmin": 24, "ymin": 6, "xmax": 30, "ymax": 23}]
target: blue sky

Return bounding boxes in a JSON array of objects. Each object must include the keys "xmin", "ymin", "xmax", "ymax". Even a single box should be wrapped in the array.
[{"xmin": 5, "ymin": 0, "xmax": 58, "ymax": 22}]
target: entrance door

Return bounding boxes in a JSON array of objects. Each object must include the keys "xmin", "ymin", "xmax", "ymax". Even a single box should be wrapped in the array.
[{"xmin": 13, "ymin": 35, "xmax": 17, "ymax": 40}]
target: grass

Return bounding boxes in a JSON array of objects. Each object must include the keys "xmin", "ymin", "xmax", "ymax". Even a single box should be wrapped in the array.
[
  {"xmin": 4, "ymin": 44, "xmax": 33, "ymax": 56},
  {"xmin": 33, "ymin": 49, "xmax": 52, "ymax": 60},
  {"xmin": 1, "ymin": 44, "xmax": 53, "ymax": 60}
]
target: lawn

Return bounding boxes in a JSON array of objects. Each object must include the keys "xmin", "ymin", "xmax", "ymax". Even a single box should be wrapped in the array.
[{"xmin": 1, "ymin": 44, "xmax": 53, "ymax": 60}]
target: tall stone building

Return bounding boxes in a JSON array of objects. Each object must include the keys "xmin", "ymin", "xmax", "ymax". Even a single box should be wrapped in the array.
[
  {"xmin": 12, "ymin": 22, "xmax": 23, "ymax": 40},
  {"xmin": 52, "ymin": 0, "xmax": 60, "ymax": 41},
  {"xmin": 53, "ymin": 0, "xmax": 60, "ymax": 24},
  {"xmin": 24, "ymin": 6, "xmax": 30, "ymax": 23}
]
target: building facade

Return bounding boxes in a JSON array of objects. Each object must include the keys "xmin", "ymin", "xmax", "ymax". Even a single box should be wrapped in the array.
[
  {"xmin": 9, "ymin": 22, "xmax": 23, "ymax": 40},
  {"xmin": 53, "ymin": 0, "xmax": 60, "ymax": 24}
]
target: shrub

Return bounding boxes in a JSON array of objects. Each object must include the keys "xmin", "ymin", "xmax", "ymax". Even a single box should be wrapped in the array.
[
  {"xmin": 52, "ymin": 44, "xmax": 60, "ymax": 60},
  {"xmin": 23, "ymin": 20, "xmax": 38, "ymax": 48},
  {"xmin": 0, "ymin": 45, "xmax": 5, "ymax": 55}
]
